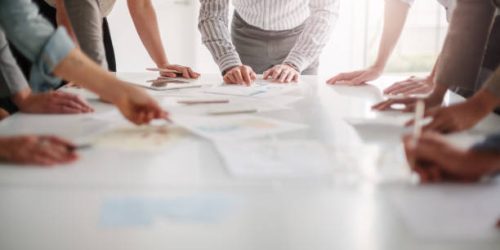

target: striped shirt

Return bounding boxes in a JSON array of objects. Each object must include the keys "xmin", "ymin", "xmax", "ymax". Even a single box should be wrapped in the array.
[{"xmin": 199, "ymin": 0, "xmax": 340, "ymax": 73}]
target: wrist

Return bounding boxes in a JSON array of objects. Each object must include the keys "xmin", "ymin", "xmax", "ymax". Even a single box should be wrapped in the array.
[
  {"xmin": 370, "ymin": 62, "xmax": 385, "ymax": 72},
  {"xmin": 11, "ymin": 88, "xmax": 32, "ymax": 108},
  {"xmin": 284, "ymin": 63, "xmax": 299, "ymax": 72},
  {"xmin": 470, "ymin": 89, "xmax": 500, "ymax": 114}
]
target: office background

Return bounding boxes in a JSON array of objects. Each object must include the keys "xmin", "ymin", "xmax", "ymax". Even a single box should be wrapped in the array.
[{"xmin": 108, "ymin": 0, "xmax": 449, "ymax": 75}]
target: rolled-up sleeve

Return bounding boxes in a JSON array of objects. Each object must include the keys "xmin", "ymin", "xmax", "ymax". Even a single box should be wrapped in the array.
[
  {"xmin": 284, "ymin": 0, "xmax": 339, "ymax": 72},
  {"xmin": 0, "ymin": 0, "xmax": 75, "ymax": 91}
]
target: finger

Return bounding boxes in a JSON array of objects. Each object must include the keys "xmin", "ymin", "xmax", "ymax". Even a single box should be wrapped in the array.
[
  {"xmin": 293, "ymin": 74, "xmax": 300, "ymax": 82},
  {"xmin": 161, "ymin": 72, "xmax": 177, "ymax": 78},
  {"xmin": 241, "ymin": 67, "xmax": 252, "ymax": 85},
  {"xmin": 31, "ymin": 154, "xmax": 56, "ymax": 166},
  {"xmin": 326, "ymin": 72, "xmax": 361, "ymax": 84},
  {"xmin": 56, "ymin": 97, "xmax": 93, "ymax": 113},
  {"xmin": 348, "ymin": 75, "xmax": 369, "ymax": 86},
  {"xmin": 233, "ymin": 70, "xmax": 244, "ymax": 85},
  {"xmin": 224, "ymin": 73, "xmax": 236, "ymax": 84},
  {"xmin": 404, "ymin": 85, "xmax": 432, "ymax": 95},
  {"xmin": 383, "ymin": 82, "xmax": 411, "ymax": 94},
  {"xmin": 285, "ymin": 72, "xmax": 295, "ymax": 83},
  {"xmin": 250, "ymin": 71, "xmax": 257, "ymax": 81},
  {"xmin": 278, "ymin": 70, "xmax": 290, "ymax": 83},
  {"xmin": 181, "ymin": 67, "xmax": 190, "ymax": 79},
  {"xmin": 372, "ymin": 100, "xmax": 396, "ymax": 111},
  {"xmin": 187, "ymin": 68, "xmax": 200, "ymax": 79},
  {"xmin": 263, "ymin": 69, "xmax": 273, "ymax": 80},
  {"xmin": 46, "ymin": 136, "xmax": 76, "ymax": 149},
  {"xmin": 271, "ymin": 67, "xmax": 283, "ymax": 81}
]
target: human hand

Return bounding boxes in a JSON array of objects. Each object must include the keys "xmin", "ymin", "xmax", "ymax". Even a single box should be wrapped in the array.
[
  {"xmin": 0, "ymin": 108, "xmax": 9, "ymax": 120},
  {"xmin": 111, "ymin": 84, "xmax": 169, "ymax": 125},
  {"xmin": 405, "ymin": 101, "xmax": 489, "ymax": 134},
  {"xmin": 383, "ymin": 75, "xmax": 434, "ymax": 95},
  {"xmin": 263, "ymin": 64, "xmax": 300, "ymax": 83},
  {"xmin": 0, "ymin": 136, "xmax": 78, "ymax": 166},
  {"xmin": 326, "ymin": 66, "xmax": 382, "ymax": 86},
  {"xmin": 223, "ymin": 65, "xmax": 257, "ymax": 86},
  {"xmin": 372, "ymin": 85, "xmax": 447, "ymax": 112},
  {"xmin": 158, "ymin": 64, "xmax": 200, "ymax": 79},
  {"xmin": 14, "ymin": 90, "xmax": 94, "ymax": 114},
  {"xmin": 403, "ymin": 133, "xmax": 496, "ymax": 183}
]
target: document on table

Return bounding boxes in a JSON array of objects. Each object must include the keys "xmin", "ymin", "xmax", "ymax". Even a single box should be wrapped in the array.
[
  {"xmin": 173, "ymin": 115, "xmax": 308, "ymax": 141},
  {"xmin": 163, "ymin": 96, "xmax": 302, "ymax": 116},
  {"xmin": 215, "ymin": 140, "xmax": 334, "ymax": 178},
  {"xmin": 204, "ymin": 81, "xmax": 300, "ymax": 98},
  {"xmin": 118, "ymin": 72, "xmax": 203, "ymax": 91},
  {"xmin": 100, "ymin": 193, "xmax": 239, "ymax": 227},
  {"xmin": 92, "ymin": 125, "xmax": 187, "ymax": 151},
  {"xmin": 384, "ymin": 182, "xmax": 500, "ymax": 240}
]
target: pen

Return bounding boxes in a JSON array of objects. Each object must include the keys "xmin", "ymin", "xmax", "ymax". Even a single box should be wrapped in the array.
[
  {"xmin": 146, "ymin": 67, "xmax": 181, "ymax": 74},
  {"xmin": 208, "ymin": 109, "xmax": 257, "ymax": 116},
  {"xmin": 67, "ymin": 144, "xmax": 92, "ymax": 152},
  {"xmin": 178, "ymin": 99, "xmax": 230, "ymax": 105},
  {"xmin": 411, "ymin": 99, "xmax": 425, "ymax": 169}
]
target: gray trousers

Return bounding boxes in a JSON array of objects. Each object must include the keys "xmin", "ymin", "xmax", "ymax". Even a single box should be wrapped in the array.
[{"xmin": 231, "ymin": 12, "xmax": 319, "ymax": 75}]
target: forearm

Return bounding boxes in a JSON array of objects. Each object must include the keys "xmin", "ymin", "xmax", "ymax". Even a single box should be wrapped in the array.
[
  {"xmin": 53, "ymin": 49, "xmax": 124, "ymax": 101},
  {"xmin": 284, "ymin": 0, "xmax": 339, "ymax": 72},
  {"xmin": 199, "ymin": 0, "xmax": 241, "ymax": 72},
  {"xmin": 372, "ymin": 0, "xmax": 410, "ymax": 69},
  {"xmin": 128, "ymin": 0, "xmax": 168, "ymax": 67},
  {"xmin": 435, "ymin": 0, "xmax": 496, "ymax": 90}
]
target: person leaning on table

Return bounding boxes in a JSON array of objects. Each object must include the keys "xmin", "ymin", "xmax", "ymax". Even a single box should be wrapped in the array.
[
  {"xmin": 373, "ymin": 0, "xmax": 500, "ymax": 112},
  {"xmin": 199, "ymin": 0, "xmax": 339, "ymax": 85},
  {"xmin": 327, "ymin": 0, "xmax": 455, "ymax": 95},
  {"xmin": 44, "ymin": 0, "xmax": 200, "ymax": 79},
  {"xmin": 0, "ymin": 0, "xmax": 169, "ymax": 166}
]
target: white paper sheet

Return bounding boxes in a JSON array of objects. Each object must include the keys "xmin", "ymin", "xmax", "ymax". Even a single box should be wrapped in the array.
[
  {"xmin": 173, "ymin": 115, "xmax": 307, "ymax": 141},
  {"xmin": 204, "ymin": 80, "xmax": 300, "ymax": 98},
  {"xmin": 215, "ymin": 140, "xmax": 334, "ymax": 178},
  {"xmin": 92, "ymin": 125, "xmax": 186, "ymax": 151},
  {"xmin": 385, "ymin": 182, "xmax": 500, "ymax": 240}
]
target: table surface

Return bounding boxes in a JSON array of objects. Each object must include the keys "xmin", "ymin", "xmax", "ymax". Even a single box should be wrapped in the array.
[{"xmin": 0, "ymin": 74, "xmax": 499, "ymax": 250}]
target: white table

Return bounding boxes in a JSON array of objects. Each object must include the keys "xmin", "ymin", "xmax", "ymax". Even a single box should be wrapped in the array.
[{"xmin": 0, "ymin": 74, "xmax": 499, "ymax": 250}]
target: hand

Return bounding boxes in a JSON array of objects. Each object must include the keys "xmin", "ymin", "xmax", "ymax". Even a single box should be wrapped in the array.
[
  {"xmin": 0, "ymin": 108, "xmax": 9, "ymax": 120},
  {"xmin": 383, "ymin": 75, "xmax": 434, "ymax": 95},
  {"xmin": 263, "ymin": 64, "xmax": 300, "ymax": 83},
  {"xmin": 14, "ymin": 90, "xmax": 94, "ymax": 114},
  {"xmin": 403, "ymin": 133, "xmax": 496, "ymax": 183},
  {"xmin": 111, "ymin": 84, "xmax": 169, "ymax": 125},
  {"xmin": 326, "ymin": 66, "xmax": 382, "ymax": 86},
  {"xmin": 0, "ymin": 136, "xmax": 78, "ymax": 166},
  {"xmin": 372, "ymin": 85, "xmax": 447, "ymax": 112},
  {"xmin": 223, "ymin": 65, "xmax": 257, "ymax": 86},
  {"xmin": 159, "ymin": 64, "xmax": 200, "ymax": 79},
  {"xmin": 405, "ymin": 101, "xmax": 490, "ymax": 134}
]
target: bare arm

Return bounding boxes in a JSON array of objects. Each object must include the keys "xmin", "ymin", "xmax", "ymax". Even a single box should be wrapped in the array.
[
  {"xmin": 127, "ymin": 0, "xmax": 168, "ymax": 68},
  {"xmin": 372, "ymin": 0, "xmax": 410, "ymax": 70}
]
